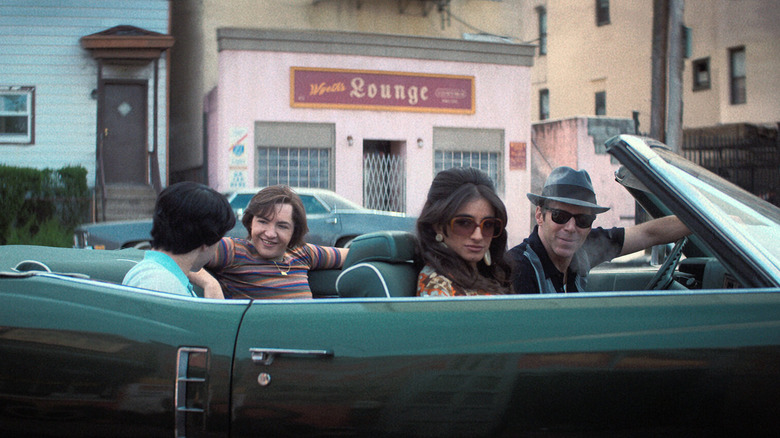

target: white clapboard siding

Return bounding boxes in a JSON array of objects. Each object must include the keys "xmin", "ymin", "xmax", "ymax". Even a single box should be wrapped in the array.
[{"xmin": 0, "ymin": 0, "xmax": 170, "ymax": 187}]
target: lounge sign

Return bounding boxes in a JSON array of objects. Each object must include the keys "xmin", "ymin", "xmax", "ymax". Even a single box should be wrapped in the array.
[{"xmin": 291, "ymin": 67, "xmax": 475, "ymax": 114}]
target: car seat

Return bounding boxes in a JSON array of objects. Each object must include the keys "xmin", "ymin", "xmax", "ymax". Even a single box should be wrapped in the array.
[{"xmin": 335, "ymin": 231, "xmax": 419, "ymax": 298}]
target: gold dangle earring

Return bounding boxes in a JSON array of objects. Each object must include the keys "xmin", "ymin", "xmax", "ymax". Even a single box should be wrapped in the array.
[
  {"xmin": 483, "ymin": 250, "xmax": 492, "ymax": 266},
  {"xmin": 435, "ymin": 233, "xmax": 444, "ymax": 242}
]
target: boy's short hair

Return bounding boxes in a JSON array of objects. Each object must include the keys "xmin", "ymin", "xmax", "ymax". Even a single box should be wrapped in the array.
[{"xmin": 151, "ymin": 182, "xmax": 236, "ymax": 254}]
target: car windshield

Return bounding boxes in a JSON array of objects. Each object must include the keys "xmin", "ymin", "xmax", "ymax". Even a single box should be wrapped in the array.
[
  {"xmin": 315, "ymin": 192, "xmax": 364, "ymax": 211},
  {"xmin": 229, "ymin": 193, "xmax": 253, "ymax": 212},
  {"xmin": 653, "ymin": 147, "xmax": 780, "ymax": 262}
]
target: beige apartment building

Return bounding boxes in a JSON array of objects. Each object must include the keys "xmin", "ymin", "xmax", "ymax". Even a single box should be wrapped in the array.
[
  {"xmin": 170, "ymin": 0, "xmax": 779, "ymax": 183},
  {"xmin": 523, "ymin": 0, "xmax": 780, "ymax": 130}
]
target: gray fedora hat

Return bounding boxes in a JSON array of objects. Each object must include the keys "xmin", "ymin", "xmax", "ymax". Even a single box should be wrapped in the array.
[{"xmin": 527, "ymin": 166, "xmax": 610, "ymax": 213}]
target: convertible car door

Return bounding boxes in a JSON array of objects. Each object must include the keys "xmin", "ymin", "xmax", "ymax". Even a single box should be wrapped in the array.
[
  {"xmin": 0, "ymin": 274, "xmax": 248, "ymax": 438},
  {"xmin": 231, "ymin": 293, "xmax": 780, "ymax": 437}
]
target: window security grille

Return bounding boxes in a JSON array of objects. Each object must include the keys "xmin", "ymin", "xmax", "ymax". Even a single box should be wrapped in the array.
[
  {"xmin": 363, "ymin": 153, "xmax": 406, "ymax": 213},
  {"xmin": 256, "ymin": 147, "xmax": 330, "ymax": 188},
  {"xmin": 434, "ymin": 150, "xmax": 501, "ymax": 191}
]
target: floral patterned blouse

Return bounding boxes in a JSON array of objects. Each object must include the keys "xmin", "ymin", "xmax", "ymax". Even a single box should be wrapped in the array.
[{"xmin": 416, "ymin": 264, "xmax": 492, "ymax": 297}]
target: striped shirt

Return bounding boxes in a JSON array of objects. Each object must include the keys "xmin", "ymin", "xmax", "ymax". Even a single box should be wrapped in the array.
[{"xmin": 207, "ymin": 237, "xmax": 345, "ymax": 299}]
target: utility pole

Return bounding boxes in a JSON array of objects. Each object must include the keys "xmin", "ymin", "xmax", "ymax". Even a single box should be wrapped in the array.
[
  {"xmin": 650, "ymin": 0, "xmax": 668, "ymax": 144},
  {"xmin": 650, "ymin": 0, "xmax": 685, "ymax": 152}
]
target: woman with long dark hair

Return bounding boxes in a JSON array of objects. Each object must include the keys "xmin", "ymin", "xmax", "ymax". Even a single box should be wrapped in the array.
[{"xmin": 416, "ymin": 167, "xmax": 512, "ymax": 296}]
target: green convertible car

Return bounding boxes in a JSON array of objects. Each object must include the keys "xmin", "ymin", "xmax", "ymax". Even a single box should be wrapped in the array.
[{"xmin": 1, "ymin": 135, "xmax": 778, "ymax": 437}]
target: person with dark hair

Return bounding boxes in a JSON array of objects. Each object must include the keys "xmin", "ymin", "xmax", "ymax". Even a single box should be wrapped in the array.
[
  {"xmin": 122, "ymin": 181, "xmax": 236, "ymax": 298},
  {"xmin": 197, "ymin": 185, "xmax": 348, "ymax": 299},
  {"xmin": 507, "ymin": 166, "xmax": 690, "ymax": 294},
  {"xmin": 416, "ymin": 167, "xmax": 512, "ymax": 296}
]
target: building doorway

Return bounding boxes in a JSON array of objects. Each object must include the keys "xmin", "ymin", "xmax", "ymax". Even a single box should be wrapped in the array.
[
  {"xmin": 363, "ymin": 139, "xmax": 406, "ymax": 212},
  {"xmin": 101, "ymin": 80, "xmax": 147, "ymax": 184}
]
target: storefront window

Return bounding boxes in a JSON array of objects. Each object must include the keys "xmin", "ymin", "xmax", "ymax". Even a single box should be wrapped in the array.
[
  {"xmin": 257, "ymin": 146, "xmax": 330, "ymax": 188},
  {"xmin": 434, "ymin": 150, "xmax": 500, "ymax": 189},
  {"xmin": 432, "ymin": 127, "xmax": 503, "ymax": 191}
]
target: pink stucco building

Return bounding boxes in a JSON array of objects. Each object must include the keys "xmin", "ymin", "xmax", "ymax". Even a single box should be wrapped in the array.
[
  {"xmin": 206, "ymin": 29, "xmax": 638, "ymax": 247},
  {"xmin": 207, "ymin": 29, "xmax": 536, "ymax": 245}
]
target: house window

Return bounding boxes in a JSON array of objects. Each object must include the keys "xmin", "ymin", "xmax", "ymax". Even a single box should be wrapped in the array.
[
  {"xmin": 692, "ymin": 58, "xmax": 711, "ymax": 91},
  {"xmin": 595, "ymin": 91, "xmax": 606, "ymax": 115},
  {"xmin": 539, "ymin": 88, "xmax": 550, "ymax": 120},
  {"xmin": 0, "ymin": 86, "xmax": 34, "ymax": 144},
  {"xmin": 729, "ymin": 47, "xmax": 746, "ymax": 104},
  {"xmin": 537, "ymin": 7, "xmax": 547, "ymax": 56},
  {"xmin": 596, "ymin": 0, "xmax": 610, "ymax": 26},
  {"xmin": 256, "ymin": 147, "xmax": 331, "ymax": 188}
]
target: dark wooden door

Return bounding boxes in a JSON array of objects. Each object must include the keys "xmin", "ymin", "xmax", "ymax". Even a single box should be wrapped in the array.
[{"xmin": 102, "ymin": 81, "xmax": 147, "ymax": 184}]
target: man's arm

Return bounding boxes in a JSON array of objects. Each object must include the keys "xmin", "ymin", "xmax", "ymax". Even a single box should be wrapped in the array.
[{"xmin": 619, "ymin": 215, "xmax": 691, "ymax": 257}]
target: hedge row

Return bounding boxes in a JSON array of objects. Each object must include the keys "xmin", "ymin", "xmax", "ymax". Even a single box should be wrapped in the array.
[{"xmin": 0, "ymin": 165, "xmax": 90, "ymax": 246}]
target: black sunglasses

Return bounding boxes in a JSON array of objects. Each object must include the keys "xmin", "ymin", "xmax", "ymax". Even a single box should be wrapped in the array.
[
  {"xmin": 544, "ymin": 208, "xmax": 596, "ymax": 228},
  {"xmin": 448, "ymin": 216, "xmax": 504, "ymax": 238}
]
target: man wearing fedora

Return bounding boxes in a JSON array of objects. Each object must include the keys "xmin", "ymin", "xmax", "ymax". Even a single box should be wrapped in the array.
[{"xmin": 507, "ymin": 166, "xmax": 690, "ymax": 294}]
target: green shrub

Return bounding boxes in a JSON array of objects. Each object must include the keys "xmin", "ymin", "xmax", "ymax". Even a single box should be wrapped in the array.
[
  {"xmin": 0, "ymin": 165, "xmax": 90, "ymax": 246},
  {"xmin": 5, "ymin": 218, "xmax": 73, "ymax": 247}
]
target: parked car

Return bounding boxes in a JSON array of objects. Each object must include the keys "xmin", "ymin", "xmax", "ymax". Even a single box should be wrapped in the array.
[
  {"xmin": 73, "ymin": 187, "xmax": 417, "ymax": 249},
  {"xmin": 2, "ymin": 135, "xmax": 779, "ymax": 437}
]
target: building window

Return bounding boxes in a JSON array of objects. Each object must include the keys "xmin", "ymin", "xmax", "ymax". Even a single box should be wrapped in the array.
[
  {"xmin": 254, "ymin": 121, "xmax": 334, "ymax": 189},
  {"xmin": 729, "ymin": 47, "xmax": 746, "ymax": 105},
  {"xmin": 537, "ymin": 7, "xmax": 547, "ymax": 56},
  {"xmin": 0, "ymin": 86, "xmax": 34, "ymax": 144},
  {"xmin": 433, "ymin": 127, "xmax": 504, "ymax": 191},
  {"xmin": 595, "ymin": 91, "xmax": 606, "ymax": 115},
  {"xmin": 692, "ymin": 58, "xmax": 711, "ymax": 91},
  {"xmin": 596, "ymin": 0, "xmax": 610, "ymax": 26},
  {"xmin": 539, "ymin": 88, "xmax": 550, "ymax": 120},
  {"xmin": 256, "ymin": 147, "xmax": 331, "ymax": 188},
  {"xmin": 435, "ymin": 150, "xmax": 501, "ymax": 189}
]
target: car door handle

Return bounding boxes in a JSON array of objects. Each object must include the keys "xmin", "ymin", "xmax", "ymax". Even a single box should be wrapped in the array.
[{"xmin": 250, "ymin": 348, "xmax": 333, "ymax": 366}]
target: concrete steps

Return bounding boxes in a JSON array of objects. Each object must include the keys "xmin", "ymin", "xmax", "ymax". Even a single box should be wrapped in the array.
[{"xmin": 97, "ymin": 184, "xmax": 157, "ymax": 222}]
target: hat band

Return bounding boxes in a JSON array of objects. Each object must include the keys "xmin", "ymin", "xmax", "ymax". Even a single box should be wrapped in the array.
[{"xmin": 541, "ymin": 183, "xmax": 598, "ymax": 205}]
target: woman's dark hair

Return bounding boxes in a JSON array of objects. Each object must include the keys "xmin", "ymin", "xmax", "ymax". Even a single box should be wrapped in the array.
[
  {"xmin": 151, "ymin": 182, "xmax": 236, "ymax": 254},
  {"xmin": 241, "ymin": 185, "xmax": 308, "ymax": 248},
  {"xmin": 416, "ymin": 167, "xmax": 512, "ymax": 293}
]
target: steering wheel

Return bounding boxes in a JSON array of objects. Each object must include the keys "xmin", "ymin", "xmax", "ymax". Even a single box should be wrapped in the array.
[{"xmin": 644, "ymin": 237, "xmax": 688, "ymax": 290}]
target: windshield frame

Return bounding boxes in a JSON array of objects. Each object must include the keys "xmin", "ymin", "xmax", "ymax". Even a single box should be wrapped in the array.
[{"xmin": 608, "ymin": 135, "xmax": 780, "ymax": 287}]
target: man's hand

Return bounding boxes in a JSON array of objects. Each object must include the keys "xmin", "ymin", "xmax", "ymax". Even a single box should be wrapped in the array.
[{"xmin": 188, "ymin": 268, "xmax": 224, "ymax": 299}]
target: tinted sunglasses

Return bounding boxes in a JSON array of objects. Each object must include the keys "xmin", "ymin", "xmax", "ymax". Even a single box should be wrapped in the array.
[
  {"xmin": 448, "ymin": 216, "xmax": 504, "ymax": 238},
  {"xmin": 544, "ymin": 208, "xmax": 596, "ymax": 228}
]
